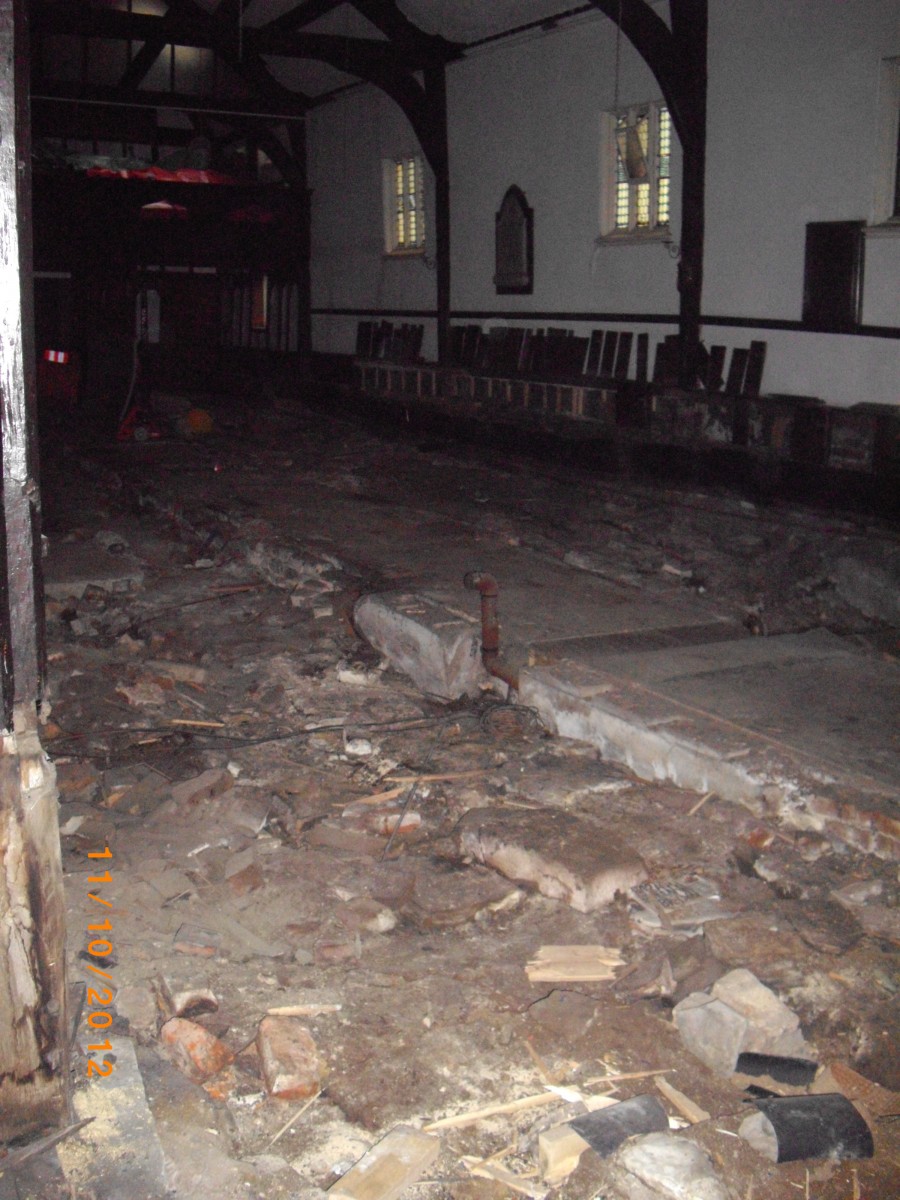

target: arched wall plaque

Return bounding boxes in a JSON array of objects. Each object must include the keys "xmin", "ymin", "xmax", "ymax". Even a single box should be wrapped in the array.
[{"xmin": 494, "ymin": 185, "xmax": 534, "ymax": 295}]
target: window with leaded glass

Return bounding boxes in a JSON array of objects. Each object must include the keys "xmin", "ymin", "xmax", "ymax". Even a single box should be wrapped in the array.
[
  {"xmin": 600, "ymin": 102, "xmax": 671, "ymax": 240},
  {"xmin": 383, "ymin": 155, "xmax": 425, "ymax": 254}
]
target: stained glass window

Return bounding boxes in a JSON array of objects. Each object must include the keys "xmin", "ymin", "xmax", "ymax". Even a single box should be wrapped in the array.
[
  {"xmin": 387, "ymin": 156, "xmax": 425, "ymax": 252},
  {"xmin": 610, "ymin": 103, "xmax": 670, "ymax": 235}
]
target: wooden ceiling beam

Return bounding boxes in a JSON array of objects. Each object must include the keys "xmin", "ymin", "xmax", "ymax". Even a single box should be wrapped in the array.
[
  {"xmin": 118, "ymin": 36, "xmax": 169, "ymax": 93},
  {"xmin": 32, "ymin": 81, "xmax": 301, "ymax": 123},
  {"xmin": 32, "ymin": 0, "xmax": 461, "ymax": 69},
  {"xmin": 258, "ymin": 0, "xmax": 346, "ymax": 36},
  {"xmin": 33, "ymin": 4, "xmax": 213, "ymax": 49},
  {"xmin": 348, "ymin": 0, "xmax": 463, "ymax": 65},
  {"xmin": 587, "ymin": 0, "xmax": 704, "ymax": 150}
]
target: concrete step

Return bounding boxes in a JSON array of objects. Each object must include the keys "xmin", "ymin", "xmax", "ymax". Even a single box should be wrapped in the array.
[{"xmin": 520, "ymin": 633, "xmax": 899, "ymax": 859}]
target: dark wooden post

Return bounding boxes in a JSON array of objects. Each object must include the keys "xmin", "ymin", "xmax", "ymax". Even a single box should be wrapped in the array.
[
  {"xmin": 589, "ymin": 0, "xmax": 708, "ymax": 384},
  {"xmin": 670, "ymin": 0, "xmax": 707, "ymax": 385},
  {"xmin": 288, "ymin": 119, "xmax": 313, "ymax": 359},
  {"xmin": 0, "ymin": 0, "xmax": 69, "ymax": 1140},
  {"xmin": 424, "ymin": 64, "xmax": 450, "ymax": 366}
]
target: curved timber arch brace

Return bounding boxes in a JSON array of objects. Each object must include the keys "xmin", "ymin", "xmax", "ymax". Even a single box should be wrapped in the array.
[
  {"xmin": 31, "ymin": 0, "xmax": 459, "ymax": 363},
  {"xmin": 246, "ymin": 30, "xmax": 452, "ymax": 362},
  {"xmin": 588, "ymin": 0, "xmax": 708, "ymax": 384}
]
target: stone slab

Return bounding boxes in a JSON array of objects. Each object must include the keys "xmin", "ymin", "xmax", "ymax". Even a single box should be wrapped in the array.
[
  {"xmin": 457, "ymin": 807, "xmax": 646, "ymax": 912},
  {"xmin": 354, "ymin": 591, "xmax": 486, "ymax": 699},
  {"xmin": 589, "ymin": 630, "xmax": 899, "ymax": 793},
  {"xmin": 610, "ymin": 1132, "xmax": 729, "ymax": 1200},
  {"xmin": 520, "ymin": 645, "xmax": 900, "ymax": 859},
  {"xmin": 710, "ymin": 969, "xmax": 810, "ymax": 1059},
  {"xmin": 673, "ymin": 994, "xmax": 749, "ymax": 1076},
  {"xmin": 57, "ymin": 1036, "xmax": 172, "ymax": 1200},
  {"xmin": 520, "ymin": 662, "xmax": 768, "ymax": 809}
]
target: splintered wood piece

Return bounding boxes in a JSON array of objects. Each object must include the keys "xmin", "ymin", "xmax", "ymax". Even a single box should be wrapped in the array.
[
  {"xmin": 424, "ymin": 1091, "xmax": 562, "ymax": 1131},
  {"xmin": 585, "ymin": 1069, "xmax": 670, "ymax": 1085},
  {"xmin": 538, "ymin": 1123, "xmax": 592, "ymax": 1184},
  {"xmin": 526, "ymin": 944, "xmax": 624, "ymax": 982},
  {"xmin": 463, "ymin": 1157, "xmax": 547, "ymax": 1198},
  {"xmin": 169, "ymin": 718, "xmax": 225, "ymax": 728},
  {"xmin": 267, "ymin": 1003, "xmax": 342, "ymax": 1017},
  {"xmin": 337, "ymin": 787, "xmax": 406, "ymax": 807},
  {"xmin": 655, "ymin": 1076, "xmax": 710, "ymax": 1124},
  {"xmin": 820, "ymin": 1061, "xmax": 900, "ymax": 1117},
  {"xmin": 328, "ymin": 1125, "xmax": 440, "ymax": 1200}
]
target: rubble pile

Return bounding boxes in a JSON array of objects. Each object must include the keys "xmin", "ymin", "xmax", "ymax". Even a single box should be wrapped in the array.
[{"xmin": 13, "ymin": 405, "xmax": 897, "ymax": 1199}]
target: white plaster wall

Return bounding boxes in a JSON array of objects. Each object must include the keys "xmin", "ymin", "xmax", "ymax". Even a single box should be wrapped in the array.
[
  {"xmin": 307, "ymin": 86, "xmax": 438, "ymax": 356},
  {"xmin": 307, "ymin": 0, "xmax": 899, "ymax": 405},
  {"xmin": 447, "ymin": 7, "xmax": 680, "ymax": 315},
  {"xmin": 706, "ymin": 0, "xmax": 898, "ymax": 322},
  {"xmin": 703, "ymin": 0, "xmax": 899, "ymax": 403}
]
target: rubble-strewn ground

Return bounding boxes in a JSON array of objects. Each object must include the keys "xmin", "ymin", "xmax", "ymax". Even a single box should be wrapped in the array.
[{"xmin": 19, "ymin": 396, "xmax": 899, "ymax": 1199}]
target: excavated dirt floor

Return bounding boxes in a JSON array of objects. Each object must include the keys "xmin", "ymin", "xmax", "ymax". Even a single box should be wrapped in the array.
[{"xmin": 8, "ymin": 396, "xmax": 898, "ymax": 1200}]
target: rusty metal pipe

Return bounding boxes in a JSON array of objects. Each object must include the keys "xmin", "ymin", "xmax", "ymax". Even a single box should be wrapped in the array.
[{"xmin": 464, "ymin": 571, "xmax": 519, "ymax": 690}]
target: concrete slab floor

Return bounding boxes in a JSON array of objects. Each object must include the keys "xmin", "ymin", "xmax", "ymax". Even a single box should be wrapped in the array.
[{"xmin": 25, "ymin": 400, "xmax": 899, "ymax": 1200}]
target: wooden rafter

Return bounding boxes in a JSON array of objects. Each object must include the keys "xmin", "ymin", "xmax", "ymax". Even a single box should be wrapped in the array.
[
  {"xmin": 119, "ymin": 34, "xmax": 169, "ymax": 93},
  {"xmin": 30, "ymin": 0, "xmax": 457, "ymax": 364},
  {"xmin": 587, "ymin": 0, "xmax": 704, "ymax": 149},
  {"xmin": 349, "ymin": 0, "xmax": 461, "ymax": 65},
  {"xmin": 258, "ymin": 0, "xmax": 345, "ymax": 35},
  {"xmin": 33, "ymin": 80, "xmax": 306, "ymax": 122}
]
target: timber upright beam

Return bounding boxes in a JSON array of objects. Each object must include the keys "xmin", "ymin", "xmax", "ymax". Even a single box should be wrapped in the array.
[
  {"xmin": 0, "ymin": 0, "xmax": 69, "ymax": 1140},
  {"xmin": 589, "ymin": 0, "xmax": 708, "ymax": 385}
]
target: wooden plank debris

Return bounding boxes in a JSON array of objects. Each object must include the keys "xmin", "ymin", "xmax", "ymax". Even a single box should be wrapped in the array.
[
  {"xmin": 585, "ymin": 1069, "xmax": 671, "ymax": 1085},
  {"xmin": 462, "ymin": 1155, "xmax": 547, "ymax": 1198},
  {"xmin": 267, "ymin": 1002, "xmax": 342, "ymax": 1017},
  {"xmin": 814, "ymin": 1061, "xmax": 900, "ymax": 1118},
  {"xmin": 526, "ymin": 945, "xmax": 624, "ymax": 982},
  {"xmin": 655, "ymin": 1076, "xmax": 710, "ymax": 1123},
  {"xmin": 327, "ymin": 1125, "xmax": 440, "ymax": 1200},
  {"xmin": 0, "ymin": 1118, "xmax": 94, "ymax": 1173},
  {"xmin": 538, "ymin": 1123, "xmax": 592, "ymax": 1184}
]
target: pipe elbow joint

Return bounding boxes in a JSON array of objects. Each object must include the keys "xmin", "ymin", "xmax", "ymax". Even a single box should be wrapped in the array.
[{"xmin": 464, "ymin": 570, "xmax": 499, "ymax": 597}]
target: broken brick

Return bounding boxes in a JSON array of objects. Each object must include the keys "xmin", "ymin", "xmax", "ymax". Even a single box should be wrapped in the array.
[
  {"xmin": 336, "ymin": 897, "xmax": 397, "ymax": 934},
  {"xmin": 226, "ymin": 861, "xmax": 265, "ymax": 896},
  {"xmin": 315, "ymin": 937, "xmax": 360, "ymax": 963},
  {"xmin": 202, "ymin": 1064, "xmax": 238, "ymax": 1102},
  {"xmin": 171, "ymin": 988, "xmax": 219, "ymax": 1019},
  {"xmin": 256, "ymin": 1017, "xmax": 327, "ymax": 1100},
  {"xmin": 160, "ymin": 1016, "xmax": 234, "ymax": 1083}
]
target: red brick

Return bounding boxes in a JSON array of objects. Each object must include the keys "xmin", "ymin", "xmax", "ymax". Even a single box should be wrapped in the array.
[
  {"xmin": 160, "ymin": 1017, "xmax": 234, "ymax": 1083},
  {"xmin": 256, "ymin": 1017, "xmax": 326, "ymax": 1100}
]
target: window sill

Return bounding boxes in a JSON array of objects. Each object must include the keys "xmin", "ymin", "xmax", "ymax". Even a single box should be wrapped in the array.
[
  {"xmin": 595, "ymin": 229, "xmax": 674, "ymax": 247},
  {"xmin": 383, "ymin": 247, "xmax": 426, "ymax": 259},
  {"xmin": 865, "ymin": 221, "xmax": 900, "ymax": 239}
]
